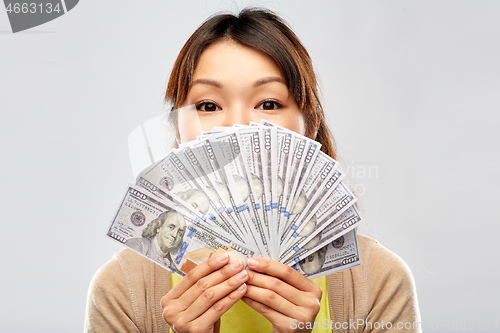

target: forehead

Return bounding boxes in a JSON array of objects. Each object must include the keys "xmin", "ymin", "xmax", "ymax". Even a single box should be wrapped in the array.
[
  {"xmin": 192, "ymin": 40, "xmax": 284, "ymax": 83},
  {"xmin": 161, "ymin": 213, "xmax": 179, "ymax": 225}
]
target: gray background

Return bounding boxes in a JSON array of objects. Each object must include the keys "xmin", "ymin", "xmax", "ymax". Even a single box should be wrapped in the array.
[{"xmin": 1, "ymin": 1, "xmax": 499, "ymax": 332}]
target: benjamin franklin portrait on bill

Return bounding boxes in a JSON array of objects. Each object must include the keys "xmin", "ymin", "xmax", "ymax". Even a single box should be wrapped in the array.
[{"xmin": 127, "ymin": 211, "xmax": 186, "ymax": 273}]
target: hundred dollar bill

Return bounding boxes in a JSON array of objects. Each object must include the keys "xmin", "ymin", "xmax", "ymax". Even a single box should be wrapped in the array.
[
  {"xmin": 274, "ymin": 129, "xmax": 294, "ymax": 246},
  {"xmin": 136, "ymin": 175, "xmax": 204, "ymax": 223},
  {"xmin": 196, "ymin": 125, "xmax": 250, "ymax": 140},
  {"xmin": 136, "ymin": 175, "xmax": 243, "ymax": 246},
  {"xmin": 282, "ymin": 206, "xmax": 361, "ymax": 265},
  {"xmin": 173, "ymin": 144, "xmax": 243, "ymax": 241},
  {"xmin": 291, "ymin": 229, "xmax": 360, "ymax": 279},
  {"xmin": 260, "ymin": 120, "xmax": 296, "ymax": 247},
  {"xmin": 197, "ymin": 128, "xmax": 228, "ymax": 139},
  {"xmin": 140, "ymin": 150, "xmax": 211, "ymax": 217},
  {"xmin": 140, "ymin": 150, "xmax": 242, "ymax": 239},
  {"xmin": 258, "ymin": 125, "xmax": 279, "ymax": 259},
  {"xmin": 107, "ymin": 185, "xmax": 258, "ymax": 277},
  {"xmin": 281, "ymin": 182, "xmax": 357, "ymax": 253},
  {"xmin": 279, "ymin": 134, "xmax": 322, "ymax": 238},
  {"xmin": 279, "ymin": 151, "xmax": 340, "ymax": 251},
  {"xmin": 280, "ymin": 168, "xmax": 344, "ymax": 245},
  {"xmin": 210, "ymin": 130, "xmax": 269, "ymax": 256},
  {"xmin": 201, "ymin": 137, "xmax": 254, "ymax": 240},
  {"xmin": 188, "ymin": 138, "xmax": 251, "ymax": 240},
  {"xmin": 236, "ymin": 126, "xmax": 271, "ymax": 252},
  {"xmin": 289, "ymin": 151, "xmax": 339, "ymax": 215}
]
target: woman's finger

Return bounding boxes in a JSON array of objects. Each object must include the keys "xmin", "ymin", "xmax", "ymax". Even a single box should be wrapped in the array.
[
  {"xmin": 244, "ymin": 283, "xmax": 304, "ymax": 320},
  {"xmin": 173, "ymin": 259, "xmax": 245, "ymax": 311},
  {"xmin": 190, "ymin": 283, "xmax": 248, "ymax": 331},
  {"xmin": 243, "ymin": 294, "xmax": 320, "ymax": 333},
  {"xmin": 171, "ymin": 284, "xmax": 248, "ymax": 333},
  {"xmin": 241, "ymin": 295, "xmax": 288, "ymax": 326},
  {"xmin": 161, "ymin": 252, "xmax": 229, "ymax": 307},
  {"xmin": 245, "ymin": 269, "xmax": 311, "ymax": 306},
  {"xmin": 181, "ymin": 268, "xmax": 248, "ymax": 322},
  {"xmin": 247, "ymin": 257, "xmax": 322, "ymax": 296}
]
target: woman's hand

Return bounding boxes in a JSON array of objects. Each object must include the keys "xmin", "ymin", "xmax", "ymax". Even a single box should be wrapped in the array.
[
  {"xmin": 160, "ymin": 253, "xmax": 249, "ymax": 333},
  {"xmin": 242, "ymin": 257, "xmax": 323, "ymax": 333}
]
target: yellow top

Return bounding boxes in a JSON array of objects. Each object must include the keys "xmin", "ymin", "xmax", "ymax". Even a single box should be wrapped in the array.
[
  {"xmin": 170, "ymin": 273, "xmax": 331, "ymax": 333},
  {"xmin": 85, "ymin": 236, "xmax": 422, "ymax": 333}
]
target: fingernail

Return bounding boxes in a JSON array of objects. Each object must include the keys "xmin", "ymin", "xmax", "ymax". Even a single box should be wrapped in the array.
[
  {"xmin": 237, "ymin": 283, "xmax": 246, "ymax": 292},
  {"xmin": 231, "ymin": 259, "xmax": 242, "ymax": 269},
  {"xmin": 236, "ymin": 270, "xmax": 247, "ymax": 280},
  {"xmin": 216, "ymin": 253, "xmax": 229, "ymax": 262},
  {"xmin": 247, "ymin": 258, "xmax": 258, "ymax": 268}
]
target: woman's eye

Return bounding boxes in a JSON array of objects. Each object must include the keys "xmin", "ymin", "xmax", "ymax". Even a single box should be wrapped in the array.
[
  {"xmin": 196, "ymin": 102, "xmax": 220, "ymax": 112},
  {"xmin": 258, "ymin": 100, "xmax": 281, "ymax": 110}
]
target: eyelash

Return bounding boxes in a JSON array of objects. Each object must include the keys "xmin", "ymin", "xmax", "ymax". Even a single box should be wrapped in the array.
[
  {"xmin": 195, "ymin": 101, "xmax": 221, "ymax": 112},
  {"xmin": 257, "ymin": 99, "xmax": 283, "ymax": 111},
  {"xmin": 195, "ymin": 99, "xmax": 283, "ymax": 112}
]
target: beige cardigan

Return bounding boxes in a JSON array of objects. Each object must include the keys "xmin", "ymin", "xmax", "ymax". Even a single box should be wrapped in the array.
[{"xmin": 84, "ymin": 235, "xmax": 421, "ymax": 332}]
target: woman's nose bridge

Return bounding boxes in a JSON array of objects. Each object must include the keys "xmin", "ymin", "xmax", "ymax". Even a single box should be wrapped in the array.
[{"xmin": 225, "ymin": 105, "xmax": 251, "ymax": 125}]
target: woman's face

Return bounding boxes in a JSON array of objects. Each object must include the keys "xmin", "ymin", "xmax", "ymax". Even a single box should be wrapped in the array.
[{"xmin": 176, "ymin": 40, "xmax": 307, "ymax": 144}]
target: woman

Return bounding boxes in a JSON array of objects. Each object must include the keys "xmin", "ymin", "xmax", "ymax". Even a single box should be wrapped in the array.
[{"xmin": 85, "ymin": 8, "xmax": 421, "ymax": 333}]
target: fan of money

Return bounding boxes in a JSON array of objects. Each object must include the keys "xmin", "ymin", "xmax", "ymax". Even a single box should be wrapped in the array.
[{"xmin": 108, "ymin": 119, "xmax": 362, "ymax": 279}]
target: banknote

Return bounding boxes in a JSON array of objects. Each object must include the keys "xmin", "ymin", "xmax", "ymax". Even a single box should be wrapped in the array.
[
  {"xmin": 282, "ymin": 206, "xmax": 362, "ymax": 265},
  {"xmin": 281, "ymin": 182, "xmax": 357, "ymax": 253},
  {"xmin": 202, "ymin": 137, "xmax": 253, "ymax": 239},
  {"xmin": 136, "ymin": 175, "xmax": 245, "ymax": 247},
  {"xmin": 139, "ymin": 149, "xmax": 245, "ymax": 240},
  {"xmin": 173, "ymin": 144, "xmax": 242, "ymax": 241},
  {"xmin": 236, "ymin": 126, "xmax": 271, "ymax": 252},
  {"xmin": 209, "ymin": 131, "xmax": 267, "ymax": 255},
  {"xmin": 291, "ymin": 229, "xmax": 360, "ymax": 279},
  {"xmin": 116, "ymin": 120, "xmax": 363, "ymax": 280},
  {"xmin": 291, "ymin": 151, "xmax": 340, "ymax": 212},
  {"xmin": 280, "ymin": 168, "xmax": 344, "ymax": 246},
  {"xmin": 188, "ymin": 138, "xmax": 251, "ymax": 240},
  {"xmin": 140, "ymin": 150, "xmax": 211, "ymax": 217},
  {"xmin": 107, "ymin": 185, "xmax": 258, "ymax": 277},
  {"xmin": 279, "ymin": 152, "xmax": 340, "ymax": 251},
  {"xmin": 278, "ymin": 135, "xmax": 322, "ymax": 238},
  {"xmin": 254, "ymin": 124, "xmax": 279, "ymax": 259},
  {"xmin": 260, "ymin": 120, "xmax": 296, "ymax": 246}
]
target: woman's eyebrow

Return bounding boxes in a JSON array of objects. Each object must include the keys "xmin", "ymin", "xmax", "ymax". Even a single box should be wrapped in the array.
[
  {"xmin": 190, "ymin": 77, "xmax": 286, "ymax": 88},
  {"xmin": 191, "ymin": 79, "xmax": 223, "ymax": 88},
  {"xmin": 253, "ymin": 77, "xmax": 286, "ymax": 88}
]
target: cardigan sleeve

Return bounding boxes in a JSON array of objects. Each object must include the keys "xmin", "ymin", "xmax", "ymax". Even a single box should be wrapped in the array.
[
  {"xmin": 84, "ymin": 255, "xmax": 141, "ymax": 333},
  {"xmin": 363, "ymin": 241, "xmax": 421, "ymax": 333}
]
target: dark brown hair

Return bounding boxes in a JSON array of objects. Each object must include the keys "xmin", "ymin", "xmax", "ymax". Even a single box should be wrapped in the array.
[{"xmin": 165, "ymin": 8, "xmax": 337, "ymax": 159}]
